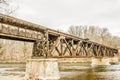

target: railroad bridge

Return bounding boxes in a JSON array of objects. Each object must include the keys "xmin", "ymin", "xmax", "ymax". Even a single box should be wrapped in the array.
[{"xmin": 0, "ymin": 14, "xmax": 118, "ymax": 80}]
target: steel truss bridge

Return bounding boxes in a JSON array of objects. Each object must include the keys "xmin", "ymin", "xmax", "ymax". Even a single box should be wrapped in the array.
[{"xmin": 0, "ymin": 14, "xmax": 118, "ymax": 58}]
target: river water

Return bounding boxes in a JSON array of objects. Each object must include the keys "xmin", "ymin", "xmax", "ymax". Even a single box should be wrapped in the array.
[{"xmin": 0, "ymin": 62, "xmax": 120, "ymax": 80}]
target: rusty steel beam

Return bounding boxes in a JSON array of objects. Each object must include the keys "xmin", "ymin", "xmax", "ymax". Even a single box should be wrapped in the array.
[
  {"xmin": 48, "ymin": 30, "xmax": 115, "ymax": 54},
  {"xmin": 47, "ymin": 29, "xmax": 118, "ymax": 53},
  {"xmin": 0, "ymin": 14, "xmax": 118, "ymax": 58},
  {"xmin": 0, "ymin": 23, "xmax": 43, "ymax": 41},
  {"xmin": 0, "ymin": 13, "xmax": 46, "ymax": 32},
  {"xmin": 0, "ymin": 13, "xmax": 118, "ymax": 51}
]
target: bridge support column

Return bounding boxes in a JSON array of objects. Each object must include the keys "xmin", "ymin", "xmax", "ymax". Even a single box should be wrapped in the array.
[
  {"xmin": 109, "ymin": 57, "xmax": 118, "ymax": 64},
  {"xmin": 91, "ymin": 57, "xmax": 110, "ymax": 66},
  {"xmin": 25, "ymin": 58, "xmax": 60, "ymax": 80}
]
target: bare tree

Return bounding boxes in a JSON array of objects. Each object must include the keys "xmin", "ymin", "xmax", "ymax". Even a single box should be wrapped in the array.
[
  {"xmin": 0, "ymin": 0, "xmax": 7, "ymax": 4},
  {"xmin": 68, "ymin": 26, "xmax": 84, "ymax": 38},
  {"xmin": 68, "ymin": 25, "xmax": 120, "ymax": 48},
  {"xmin": 0, "ymin": 0, "xmax": 18, "ymax": 15}
]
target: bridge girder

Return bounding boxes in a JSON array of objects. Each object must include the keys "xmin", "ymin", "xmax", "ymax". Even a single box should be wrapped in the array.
[
  {"xmin": 0, "ymin": 14, "xmax": 118, "ymax": 58},
  {"xmin": 32, "ymin": 30, "xmax": 118, "ymax": 58}
]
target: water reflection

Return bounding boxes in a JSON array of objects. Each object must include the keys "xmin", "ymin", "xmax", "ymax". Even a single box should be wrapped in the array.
[
  {"xmin": 0, "ymin": 64, "xmax": 25, "ymax": 77},
  {"xmin": 0, "ymin": 63, "xmax": 120, "ymax": 80}
]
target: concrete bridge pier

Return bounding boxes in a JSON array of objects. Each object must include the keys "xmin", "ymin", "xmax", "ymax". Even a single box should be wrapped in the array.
[
  {"xmin": 25, "ymin": 58, "xmax": 60, "ymax": 80},
  {"xmin": 91, "ymin": 57, "xmax": 110, "ymax": 66}
]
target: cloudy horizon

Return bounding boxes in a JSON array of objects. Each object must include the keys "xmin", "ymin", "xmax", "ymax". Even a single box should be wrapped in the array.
[{"xmin": 9, "ymin": 0, "xmax": 120, "ymax": 37}]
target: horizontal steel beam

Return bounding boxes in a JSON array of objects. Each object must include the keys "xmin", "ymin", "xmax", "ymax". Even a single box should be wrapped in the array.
[
  {"xmin": 0, "ymin": 14, "xmax": 118, "ymax": 55},
  {"xmin": 0, "ymin": 13, "xmax": 46, "ymax": 32}
]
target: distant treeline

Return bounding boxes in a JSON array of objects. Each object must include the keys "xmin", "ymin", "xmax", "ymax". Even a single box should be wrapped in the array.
[{"xmin": 68, "ymin": 26, "xmax": 120, "ymax": 49}]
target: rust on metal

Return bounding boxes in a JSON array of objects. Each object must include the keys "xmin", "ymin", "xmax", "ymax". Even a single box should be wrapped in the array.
[
  {"xmin": 0, "ymin": 13, "xmax": 46, "ymax": 32},
  {"xmin": 0, "ymin": 14, "xmax": 118, "ymax": 58}
]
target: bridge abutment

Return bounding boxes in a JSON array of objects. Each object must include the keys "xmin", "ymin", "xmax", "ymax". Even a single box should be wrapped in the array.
[
  {"xmin": 25, "ymin": 58, "xmax": 60, "ymax": 80},
  {"xmin": 91, "ymin": 57, "xmax": 110, "ymax": 66}
]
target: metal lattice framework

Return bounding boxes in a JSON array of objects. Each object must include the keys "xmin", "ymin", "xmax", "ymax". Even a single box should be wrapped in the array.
[{"xmin": 0, "ymin": 14, "xmax": 118, "ymax": 58}]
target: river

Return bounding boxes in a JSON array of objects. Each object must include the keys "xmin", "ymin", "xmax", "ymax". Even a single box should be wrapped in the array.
[{"xmin": 0, "ymin": 62, "xmax": 120, "ymax": 80}]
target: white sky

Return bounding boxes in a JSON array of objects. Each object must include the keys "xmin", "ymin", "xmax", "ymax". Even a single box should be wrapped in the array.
[{"xmin": 10, "ymin": 0, "xmax": 120, "ymax": 37}]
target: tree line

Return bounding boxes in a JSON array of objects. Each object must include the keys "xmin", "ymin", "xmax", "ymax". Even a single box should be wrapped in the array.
[{"xmin": 68, "ymin": 25, "xmax": 120, "ymax": 48}]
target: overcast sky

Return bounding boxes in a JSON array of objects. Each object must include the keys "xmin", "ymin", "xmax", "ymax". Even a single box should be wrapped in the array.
[{"xmin": 10, "ymin": 0, "xmax": 120, "ymax": 37}]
